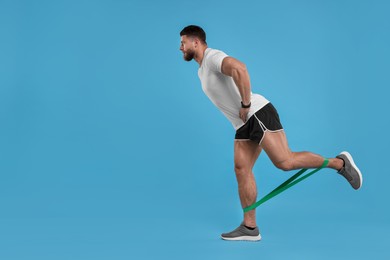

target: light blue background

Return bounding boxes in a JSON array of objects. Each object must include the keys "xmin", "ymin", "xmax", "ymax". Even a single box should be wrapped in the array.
[{"xmin": 1, "ymin": 0, "xmax": 389, "ymax": 259}]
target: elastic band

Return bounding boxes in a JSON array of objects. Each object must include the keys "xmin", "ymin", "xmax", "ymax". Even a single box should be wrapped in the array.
[{"xmin": 243, "ymin": 158, "xmax": 329, "ymax": 213}]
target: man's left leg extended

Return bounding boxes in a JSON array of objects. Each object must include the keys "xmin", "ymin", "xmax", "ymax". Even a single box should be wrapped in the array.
[{"xmin": 221, "ymin": 140, "xmax": 262, "ymax": 241}]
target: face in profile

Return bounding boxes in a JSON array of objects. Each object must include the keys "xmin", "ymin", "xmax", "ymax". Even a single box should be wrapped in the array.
[{"xmin": 180, "ymin": 36, "xmax": 196, "ymax": 61}]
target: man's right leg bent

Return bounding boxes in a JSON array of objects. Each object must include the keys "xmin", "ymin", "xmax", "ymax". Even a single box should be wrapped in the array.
[
  {"xmin": 261, "ymin": 130, "xmax": 362, "ymax": 189},
  {"xmin": 261, "ymin": 130, "xmax": 344, "ymax": 171}
]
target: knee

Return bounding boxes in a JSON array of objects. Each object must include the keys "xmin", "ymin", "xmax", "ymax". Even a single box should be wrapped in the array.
[
  {"xmin": 274, "ymin": 160, "xmax": 295, "ymax": 172},
  {"xmin": 234, "ymin": 163, "xmax": 251, "ymax": 176}
]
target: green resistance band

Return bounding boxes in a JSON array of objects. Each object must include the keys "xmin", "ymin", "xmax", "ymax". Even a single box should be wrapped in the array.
[{"xmin": 243, "ymin": 158, "xmax": 329, "ymax": 213}]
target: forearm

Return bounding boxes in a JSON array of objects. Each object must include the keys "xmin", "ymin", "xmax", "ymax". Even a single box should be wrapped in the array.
[
  {"xmin": 221, "ymin": 57, "xmax": 252, "ymax": 105},
  {"xmin": 231, "ymin": 68, "xmax": 251, "ymax": 105}
]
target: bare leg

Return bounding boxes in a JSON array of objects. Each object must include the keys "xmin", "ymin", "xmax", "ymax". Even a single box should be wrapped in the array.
[
  {"xmin": 261, "ymin": 131, "xmax": 344, "ymax": 171},
  {"xmin": 234, "ymin": 140, "xmax": 262, "ymax": 228}
]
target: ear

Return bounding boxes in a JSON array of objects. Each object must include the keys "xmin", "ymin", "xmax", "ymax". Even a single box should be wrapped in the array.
[{"xmin": 193, "ymin": 37, "xmax": 201, "ymax": 48}]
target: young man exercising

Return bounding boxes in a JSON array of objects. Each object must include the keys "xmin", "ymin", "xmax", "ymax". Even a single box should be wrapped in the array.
[{"xmin": 179, "ymin": 25, "xmax": 362, "ymax": 241}]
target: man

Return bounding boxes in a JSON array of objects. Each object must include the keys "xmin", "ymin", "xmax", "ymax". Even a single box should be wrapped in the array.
[{"xmin": 179, "ymin": 25, "xmax": 362, "ymax": 241}]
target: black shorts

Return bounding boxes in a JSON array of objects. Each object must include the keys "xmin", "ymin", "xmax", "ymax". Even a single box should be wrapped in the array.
[{"xmin": 235, "ymin": 103, "xmax": 283, "ymax": 144}]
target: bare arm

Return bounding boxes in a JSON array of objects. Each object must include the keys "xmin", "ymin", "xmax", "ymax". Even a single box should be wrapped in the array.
[{"xmin": 221, "ymin": 57, "xmax": 252, "ymax": 122}]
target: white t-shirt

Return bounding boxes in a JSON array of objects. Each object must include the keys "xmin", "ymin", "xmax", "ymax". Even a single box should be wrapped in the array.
[{"xmin": 198, "ymin": 48, "xmax": 269, "ymax": 130}]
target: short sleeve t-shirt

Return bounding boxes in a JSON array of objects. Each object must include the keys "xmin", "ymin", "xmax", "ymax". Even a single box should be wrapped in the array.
[{"xmin": 198, "ymin": 48, "xmax": 269, "ymax": 130}]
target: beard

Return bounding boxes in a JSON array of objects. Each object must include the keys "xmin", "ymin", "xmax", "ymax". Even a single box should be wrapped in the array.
[{"xmin": 183, "ymin": 49, "xmax": 195, "ymax": 61}]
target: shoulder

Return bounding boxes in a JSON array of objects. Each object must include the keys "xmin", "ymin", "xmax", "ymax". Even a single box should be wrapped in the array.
[
  {"xmin": 203, "ymin": 48, "xmax": 229, "ymax": 72},
  {"xmin": 205, "ymin": 48, "xmax": 228, "ymax": 59}
]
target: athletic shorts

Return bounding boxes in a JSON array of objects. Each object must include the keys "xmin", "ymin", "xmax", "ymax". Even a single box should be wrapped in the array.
[{"xmin": 235, "ymin": 102, "xmax": 284, "ymax": 145}]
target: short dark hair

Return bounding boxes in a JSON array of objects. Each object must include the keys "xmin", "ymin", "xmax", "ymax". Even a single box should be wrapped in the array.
[{"xmin": 180, "ymin": 25, "xmax": 207, "ymax": 44}]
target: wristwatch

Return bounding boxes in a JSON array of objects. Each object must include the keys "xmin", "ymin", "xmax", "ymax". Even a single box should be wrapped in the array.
[{"xmin": 241, "ymin": 101, "xmax": 251, "ymax": 108}]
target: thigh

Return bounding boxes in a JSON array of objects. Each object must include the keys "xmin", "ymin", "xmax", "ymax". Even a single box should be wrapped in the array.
[
  {"xmin": 260, "ymin": 130, "xmax": 292, "ymax": 165},
  {"xmin": 234, "ymin": 140, "xmax": 262, "ymax": 169}
]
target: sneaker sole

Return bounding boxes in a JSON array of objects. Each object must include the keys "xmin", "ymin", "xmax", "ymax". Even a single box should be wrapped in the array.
[
  {"xmin": 221, "ymin": 235, "xmax": 261, "ymax": 241},
  {"xmin": 340, "ymin": 151, "xmax": 363, "ymax": 190}
]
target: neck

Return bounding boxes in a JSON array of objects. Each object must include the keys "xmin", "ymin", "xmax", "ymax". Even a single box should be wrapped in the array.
[{"xmin": 194, "ymin": 45, "xmax": 208, "ymax": 66}]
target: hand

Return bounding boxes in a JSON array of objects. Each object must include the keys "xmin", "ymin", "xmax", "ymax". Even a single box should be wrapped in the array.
[{"xmin": 239, "ymin": 107, "xmax": 250, "ymax": 123}]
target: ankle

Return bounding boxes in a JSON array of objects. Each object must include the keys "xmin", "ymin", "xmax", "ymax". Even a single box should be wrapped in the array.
[
  {"xmin": 243, "ymin": 220, "xmax": 257, "ymax": 229},
  {"xmin": 336, "ymin": 158, "xmax": 345, "ymax": 171},
  {"xmin": 329, "ymin": 158, "xmax": 344, "ymax": 171},
  {"xmin": 244, "ymin": 224, "xmax": 257, "ymax": 230}
]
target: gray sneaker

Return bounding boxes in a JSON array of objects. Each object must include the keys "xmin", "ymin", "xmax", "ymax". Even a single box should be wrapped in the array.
[
  {"xmin": 221, "ymin": 223, "xmax": 261, "ymax": 241},
  {"xmin": 336, "ymin": 151, "xmax": 363, "ymax": 190}
]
